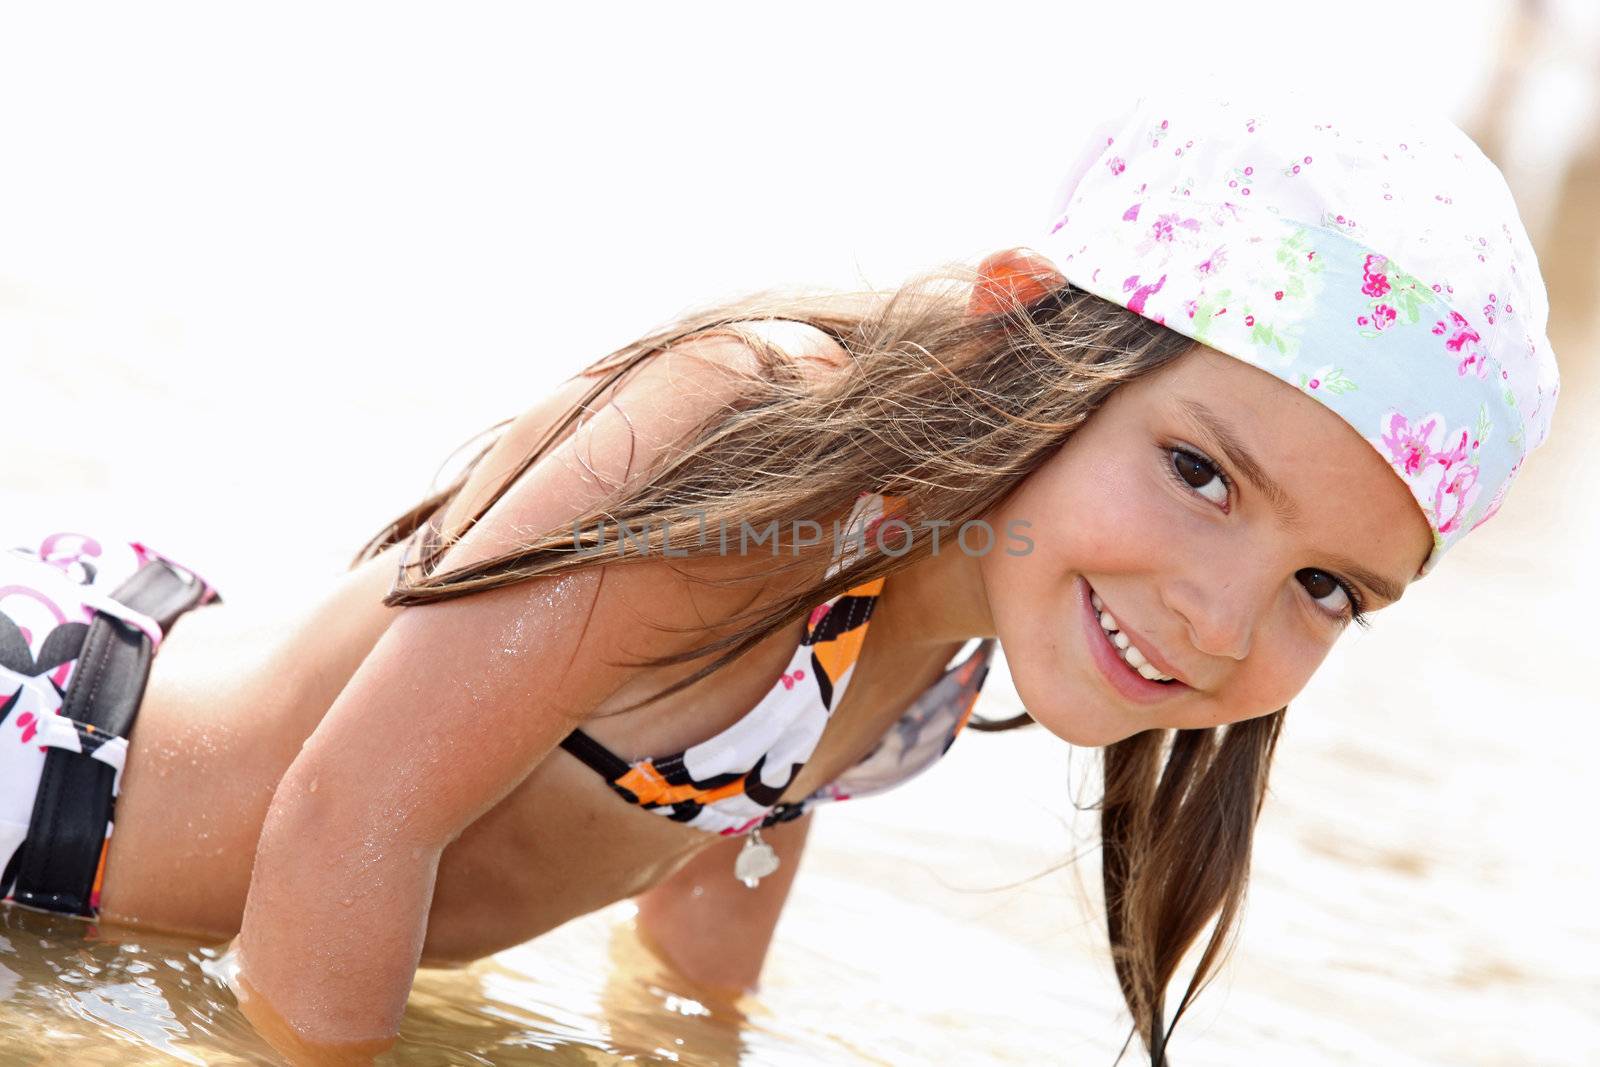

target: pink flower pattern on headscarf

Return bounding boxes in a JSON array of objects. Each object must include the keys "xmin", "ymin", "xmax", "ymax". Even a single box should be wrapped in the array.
[
  {"xmin": 1468, "ymin": 456, "xmax": 1519, "ymax": 532},
  {"xmin": 1150, "ymin": 212, "xmax": 1201, "ymax": 244},
  {"xmin": 1430, "ymin": 461, "xmax": 1480, "ymax": 534},
  {"xmin": 1432, "ymin": 310, "xmax": 1490, "ymax": 377},
  {"xmin": 1356, "ymin": 304, "xmax": 1397, "ymax": 330},
  {"xmin": 1360, "ymin": 253, "xmax": 1391, "ymax": 297},
  {"xmin": 1035, "ymin": 95, "xmax": 1561, "ymax": 575},
  {"xmin": 1373, "ymin": 411, "xmax": 1483, "ymax": 536},
  {"xmin": 1123, "ymin": 273, "xmax": 1168, "ymax": 320},
  {"xmin": 1378, "ymin": 411, "xmax": 1442, "ymax": 476},
  {"xmin": 1195, "ymin": 245, "xmax": 1228, "ymax": 276}
]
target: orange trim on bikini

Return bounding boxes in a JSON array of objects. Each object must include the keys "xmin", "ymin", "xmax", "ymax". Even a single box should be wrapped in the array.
[
  {"xmin": 616, "ymin": 761, "xmax": 753, "ymax": 807},
  {"xmin": 810, "ymin": 576, "xmax": 883, "ymax": 688}
]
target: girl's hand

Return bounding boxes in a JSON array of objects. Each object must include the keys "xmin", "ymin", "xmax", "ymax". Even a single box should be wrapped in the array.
[
  {"xmin": 226, "ymin": 333, "xmax": 789, "ymax": 1058},
  {"xmin": 633, "ymin": 811, "xmax": 814, "ymax": 996},
  {"xmin": 233, "ymin": 959, "xmax": 396, "ymax": 1065},
  {"xmin": 212, "ymin": 935, "xmax": 391, "ymax": 1065}
]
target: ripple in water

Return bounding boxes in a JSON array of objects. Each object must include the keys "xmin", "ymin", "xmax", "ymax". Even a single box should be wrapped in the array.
[{"xmin": 0, "ymin": 901, "xmax": 873, "ymax": 1065}]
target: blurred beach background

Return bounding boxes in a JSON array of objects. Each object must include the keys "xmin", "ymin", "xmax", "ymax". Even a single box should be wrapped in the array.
[{"xmin": 1, "ymin": 2, "xmax": 1596, "ymax": 1063}]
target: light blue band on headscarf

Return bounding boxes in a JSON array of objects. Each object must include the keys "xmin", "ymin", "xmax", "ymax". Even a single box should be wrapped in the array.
[{"xmin": 1036, "ymin": 94, "xmax": 1560, "ymax": 578}]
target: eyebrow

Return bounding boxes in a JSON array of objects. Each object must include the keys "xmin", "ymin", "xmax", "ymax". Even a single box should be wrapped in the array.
[{"xmin": 1172, "ymin": 397, "xmax": 1407, "ymax": 606}]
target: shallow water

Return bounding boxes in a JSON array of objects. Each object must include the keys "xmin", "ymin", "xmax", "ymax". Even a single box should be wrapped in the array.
[
  {"xmin": 0, "ymin": 900, "xmax": 848, "ymax": 1065},
  {"xmin": 2, "ymin": 868, "xmax": 1094, "ymax": 1066}
]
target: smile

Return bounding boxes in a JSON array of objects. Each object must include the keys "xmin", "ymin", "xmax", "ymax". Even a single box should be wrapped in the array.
[
  {"xmin": 1078, "ymin": 576, "xmax": 1189, "ymax": 704},
  {"xmin": 1093, "ymin": 594, "xmax": 1176, "ymax": 682}
]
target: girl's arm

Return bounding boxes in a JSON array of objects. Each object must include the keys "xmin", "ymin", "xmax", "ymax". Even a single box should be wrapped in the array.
[
  {"xmin": 633, "ymin": 811, "xmax": 813, "ymax": 996},
  {"xmin": 227, "ymin": 335, "xmax": 783, "ymax": 1062}
]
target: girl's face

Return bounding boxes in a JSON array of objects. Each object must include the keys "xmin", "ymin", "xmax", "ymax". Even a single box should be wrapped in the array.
[{"xmin": 977, "ymin": 344, "xmax": 1434, "ymax": 747}]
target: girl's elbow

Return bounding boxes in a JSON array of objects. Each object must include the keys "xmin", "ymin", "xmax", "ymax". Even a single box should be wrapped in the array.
[{"xmin": 261, "ymin": 745, "xmax": 452, "ymax": 862}]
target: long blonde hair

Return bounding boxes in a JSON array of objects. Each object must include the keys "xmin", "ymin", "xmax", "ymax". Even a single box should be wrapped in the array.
[{"xmin": 351, "ymin": 256, "xmax": 1287, "ymax": 1065}]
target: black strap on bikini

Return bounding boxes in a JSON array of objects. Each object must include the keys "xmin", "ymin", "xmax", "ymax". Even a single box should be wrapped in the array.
[
  {"xmin": 9, "ymin": 560, "xmax": 213, "ymax": 917},
  {"xmin": 558, "ymin": 729, "xmax": 633, "ymax": 782},
  {"xmin": 554, "ymin": 317, "xmax": 855, "ymax": 788}
]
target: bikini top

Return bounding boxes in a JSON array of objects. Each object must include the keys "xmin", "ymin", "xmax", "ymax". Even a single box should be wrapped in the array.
[
  {"xmin": 401, "ymin": 319, "xmax": 996, "ymax": 838},
  {"xmin": 557, "ymin": 490, "xmax": 997, "ymax": 837}
]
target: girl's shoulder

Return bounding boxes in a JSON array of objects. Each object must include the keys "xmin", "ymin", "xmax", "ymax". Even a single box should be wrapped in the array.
[
  {"xmin": 430, "ymin": 320, "xmax": 853, "ymax": 554},
  {"xmin": 678, "ymin": 316, "xmax": 854, "ymax": 390},
  {"xmin": 717, "ymin": 318, "xmax": 851, "ymax": 371}
]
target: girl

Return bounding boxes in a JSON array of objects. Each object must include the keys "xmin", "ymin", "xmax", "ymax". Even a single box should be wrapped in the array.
[{"xmin": 0, "ymin": 93, "xmax": 1560, "ymax": 1066}]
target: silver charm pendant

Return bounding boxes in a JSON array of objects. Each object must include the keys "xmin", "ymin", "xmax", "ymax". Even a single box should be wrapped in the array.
[{"xmin": 734, "ymin": 827, "xmax": 781, "ymax": 888}]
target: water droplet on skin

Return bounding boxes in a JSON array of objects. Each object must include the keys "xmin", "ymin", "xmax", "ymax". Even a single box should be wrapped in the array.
[
  {"xmin": 308, "ymin": 778, "xmax": 318, "ymax": 794},
  {"xmin": 341, "ymin": 897, "xmax": 353, "ymax": 907}
]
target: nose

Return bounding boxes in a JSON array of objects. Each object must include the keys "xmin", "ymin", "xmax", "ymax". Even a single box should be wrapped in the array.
[{"xmin": 1163, "ymin": 574, "xmax": 1256, "ymax": 662}]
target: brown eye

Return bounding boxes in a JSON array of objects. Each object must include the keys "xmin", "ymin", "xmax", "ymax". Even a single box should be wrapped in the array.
[
  {"xmin": 1297, "ymin": 568, "xmax": 1354, "ymax": 618},
  {"xmin": 1168, "ymin": 447, "xmax": 1229, "ymax": 506},
  {"xmin": 1174, "ymin": 451, "xmax": 1208, "ymax": 486}
]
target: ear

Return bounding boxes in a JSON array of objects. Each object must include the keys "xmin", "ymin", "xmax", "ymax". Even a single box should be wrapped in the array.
[{"xmin": 967, "ymin": 248, "xmax": 1067, "ymax": 320}]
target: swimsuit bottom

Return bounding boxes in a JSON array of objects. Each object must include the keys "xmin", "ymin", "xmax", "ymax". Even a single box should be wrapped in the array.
[{"xmin": 0, "ymin": 530, "xmax": 219, "ymax": 920}]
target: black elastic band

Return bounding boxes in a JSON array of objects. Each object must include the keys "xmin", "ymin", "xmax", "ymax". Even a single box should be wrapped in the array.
[
  {"xmin": 558, "ymin": 728, "xmax": 634, "ymax": 782},
  {"xmin": 10, "ymin": 560, "xmax": 210, "ymax": 917}
]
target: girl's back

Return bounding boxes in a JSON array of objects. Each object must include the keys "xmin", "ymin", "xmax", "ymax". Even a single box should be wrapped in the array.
[{"xmin": 90, "ymin": 318, "xmax": 960, "ymax": 964}]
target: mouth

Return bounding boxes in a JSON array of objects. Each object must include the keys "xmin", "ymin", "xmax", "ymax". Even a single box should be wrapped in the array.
[{"xmin": 1079, "ymin": 576, "xmax": 1190, "ymax": 704}]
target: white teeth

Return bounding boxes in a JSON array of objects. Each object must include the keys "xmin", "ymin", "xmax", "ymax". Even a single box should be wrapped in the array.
[
  {"xmin": 1135, "ymin": 661, "xmax": 1168, "ymax": 682},
  {"xmin": 1091, "ymin": 594, "xmax": 1175, "ymax": 683}
]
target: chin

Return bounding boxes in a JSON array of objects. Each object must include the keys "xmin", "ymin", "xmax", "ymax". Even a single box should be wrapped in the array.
[
  {"xmin": 1047, "ymin": 720, "xmax": 1137, "ymax": 748},
  {"xmin": 1018, "ymin": 694, "xmax": 1132, "ymax": 748},
  {"xmin": 1006, "ymin": 636, "xmax": 1131, "ymax": 748}
]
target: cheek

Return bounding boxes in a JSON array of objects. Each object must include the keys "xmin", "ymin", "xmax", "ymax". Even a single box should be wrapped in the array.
[
  {"xmin": 975, "ymin": 446, "xmax": 1197, "ymax": 669},
  {"xmin": 1002, "ymin": 448, "xmax": 1182, "ymax": 573},
  {"xmin": 1212, "ymin": 625, "xmax": 1334, "ymax": 725}
]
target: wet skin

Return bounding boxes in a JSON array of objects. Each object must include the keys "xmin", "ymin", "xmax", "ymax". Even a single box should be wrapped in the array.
[
  {"xmin": 93, "ymin": 326, "xmax": 964, "ymax": 963},
  {"xmin": 87, "ymin": 332, "xmax": 1433, "ymax": 1060}
]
